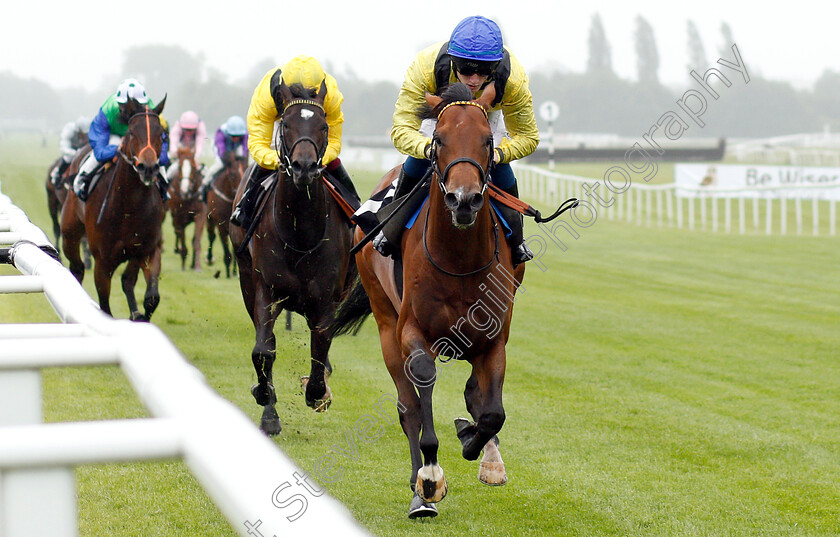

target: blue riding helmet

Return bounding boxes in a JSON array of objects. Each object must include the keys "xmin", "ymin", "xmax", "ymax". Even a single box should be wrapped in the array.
[
  {"xmin": 447, "ymin": 16, "xmax": 504, "ymax": 62},
  {"xmin": 223, "ymin": 115, "xmax": 247, "ymax": 136}
]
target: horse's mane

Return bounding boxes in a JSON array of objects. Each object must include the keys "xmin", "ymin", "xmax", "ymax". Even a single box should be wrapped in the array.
[
  {"xmin": 287, "ymin": 83, "xmax": 318, "ymax": 99},
  {"xmin": 417, "ymin": 83, "xmax": 475, "ymax": 120}
]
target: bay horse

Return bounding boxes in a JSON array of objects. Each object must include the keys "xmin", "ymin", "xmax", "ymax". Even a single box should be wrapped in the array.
[
  {"xmin": 60, "ymin": 97, "xmax": 168, "ymax": 321},
  {"xmin": 205, "ymin": 152, "xmax": 245, "ymax": 278},
  {"xmin": 332, "ymin": 83, "xmax": 524, "ymax": 518},
  {"xmin": 167, "ymin": 146, "xmax": 208, "ymax": 271},
  {"xmin": 229, "ymin": 80, "xmax": 355, "ymax": 435}
]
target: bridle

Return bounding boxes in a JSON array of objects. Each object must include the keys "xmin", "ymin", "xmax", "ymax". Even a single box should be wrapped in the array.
[
  {"xmin": 274, "ymin": 98, "xmax": 328, "ymax": 177},
  {"xmin": 270, "ymin": 97, "xmax": 331, "ymax": 261},
  {"xmin": 424, "ymin": 99, "xmax": 500, "ymax": 277},
  {"xmin": 429, "ymin": 100, "xmax": 494, "ymax": 198},
  {"xmin": 118, "ymin": 110, "xmax": 162, "ymax": 185}
]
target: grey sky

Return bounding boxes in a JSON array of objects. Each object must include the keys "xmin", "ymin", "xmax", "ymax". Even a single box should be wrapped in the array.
[{"xmin": 3, "ymin": 0, "xmax": 836, "ymax": 92}]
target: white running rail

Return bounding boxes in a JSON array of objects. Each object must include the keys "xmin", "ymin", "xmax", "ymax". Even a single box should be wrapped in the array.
[
  {"xmin": 0, "ymin": 190, "xmax": 370, "ymax": 537},
  {"xmin": 515, "ymin": 163, "xmax": 839, "ymax": 237}
]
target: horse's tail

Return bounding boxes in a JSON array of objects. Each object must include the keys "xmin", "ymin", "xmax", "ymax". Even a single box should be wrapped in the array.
[{"xmin": 331, "ymin": 274, "xmax": 372, "ymax": 338}]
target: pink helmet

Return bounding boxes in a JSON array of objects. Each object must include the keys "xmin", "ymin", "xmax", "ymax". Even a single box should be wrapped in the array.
[{"xmin": 179, "ymin": 111, "xmax": 200, "ymax": 129}]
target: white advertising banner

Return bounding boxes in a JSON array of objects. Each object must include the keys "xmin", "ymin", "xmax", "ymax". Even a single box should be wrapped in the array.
[{"xmin": 674, "ymin": 164, "xmax": 840, "ymax": 200}]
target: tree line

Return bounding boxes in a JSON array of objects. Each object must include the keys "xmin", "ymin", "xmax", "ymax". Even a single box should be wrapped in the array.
[{"xmin": 1, "ymin": 15, "xmax": 838, "ymax": 139}]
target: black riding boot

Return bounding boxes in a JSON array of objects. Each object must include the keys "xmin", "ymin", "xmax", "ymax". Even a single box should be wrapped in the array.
[
  {"xmin": 325, "ymin": 159, "xmax": 361, "ymax": 208},
  {"xmin": 372, "ymin": 167, "xmax": 426, "ymax": 258},
  {"xmin": 157, "ymin": 170, "xmax": 171, "ymax": 202},
  {"xmin": 496, "ymin": 183, "xmax": 534, "ymax": 266},
  {"xmin": 231, "ymin": 165, "xmax": 273, "ymax": 228}
]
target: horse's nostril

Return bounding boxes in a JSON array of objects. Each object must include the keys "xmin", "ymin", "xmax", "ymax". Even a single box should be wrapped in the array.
[
  {"xmin": 469, "ymin": 192, "xmax": 484, "ymax": 211},
  {"xmin": 444, "ymin": 192, "xmax": 459, "ymax": 210}
]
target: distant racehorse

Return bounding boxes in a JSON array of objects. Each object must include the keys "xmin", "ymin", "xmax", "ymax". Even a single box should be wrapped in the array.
[
  {"xmin": 167, "ymin": 146, "xmax": 207, "ymax": 271},
  {"xmin": 60, "ymin": 98, "xmax": 168, "ymax": 321},
  {"xmin": 206, "ymin": 152, "xmax": 245, "ymax": 278},
  {"xmin": 45, "ymin": 127, "xmax": 88, "ymax": 243}
]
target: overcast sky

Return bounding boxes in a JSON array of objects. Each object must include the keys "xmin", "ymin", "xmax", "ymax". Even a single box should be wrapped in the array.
[{"xmin": 3, "ymin": 0, "xmax": 837, "ymax": 93}]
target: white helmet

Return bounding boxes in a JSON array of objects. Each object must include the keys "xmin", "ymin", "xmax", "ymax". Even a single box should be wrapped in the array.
[
  {"xmin": 75, "ymin": 116, "xmax": 90, "ymax": 133},
  {"xmin": 115, "ymin": 78, "xmax": 149, "ymax": 104}
]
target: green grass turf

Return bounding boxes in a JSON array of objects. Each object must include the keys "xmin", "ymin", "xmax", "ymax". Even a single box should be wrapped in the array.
[{"xmin": 1, "ymin": 134, "xmax": 839, "ymax": 536}]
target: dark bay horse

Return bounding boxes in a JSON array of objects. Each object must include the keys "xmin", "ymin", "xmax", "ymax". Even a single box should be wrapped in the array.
[
  {"xmin": 332, "ymin": 83, "xmax": 524, "ymax": 518},
  {"xmin": 60, "ymin": 98, "xmax": 168, "ymax": 321},
  {"xmin": 48, "ymin": 147, "xmax": 92, "ymax": 267},
  {"xmin": 206, "ymin": 152, "xmax": 245, "ymax": 278},
  {"xmin": 46, "ymin": 127, "xmax": 89, "ymax": 243},
  {"xmin": 229, "ymin": 80, "xmax": 355, "ymax": 435},
  {"xmin": 167, "ymin": 146, "xmax": 207, "ymax": 271}
]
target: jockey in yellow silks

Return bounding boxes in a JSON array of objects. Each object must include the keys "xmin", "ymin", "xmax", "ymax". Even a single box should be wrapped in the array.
[
  {"xmin": 371, "ymin": 15, "xmax": 540, "ymax": 265},
  {"xmin": 230, "ymin": 56, "xmax": 359, "ymax": 229}
]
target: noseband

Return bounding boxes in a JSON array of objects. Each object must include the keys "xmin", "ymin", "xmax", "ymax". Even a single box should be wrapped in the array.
[
  {"xmin": 275, "ymin": 99, "xmax": 328, "ymax": 176},
  {"xmin": 118, "ymin": 110, "xmax": 161, "ymax": 183}
]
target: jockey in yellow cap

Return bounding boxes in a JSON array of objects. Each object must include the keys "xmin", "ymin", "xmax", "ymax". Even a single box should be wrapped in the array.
[{"xmin": 231, "ymin": 56, "xmax": 359, "ymax": 228}]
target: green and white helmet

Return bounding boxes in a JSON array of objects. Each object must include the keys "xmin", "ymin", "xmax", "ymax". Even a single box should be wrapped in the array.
[{"xmin": 115, "ymin": 78, "xmax": 149, "ymax": 104}]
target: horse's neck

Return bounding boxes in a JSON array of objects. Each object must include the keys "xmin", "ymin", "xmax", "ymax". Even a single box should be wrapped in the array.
[
  {"xmin": 109, "ymin": 161, "xmax": 150, "ymax": 207},
  {"xmin": 274, "ymin": 173, "xmax": 328, "ymax": 242}
]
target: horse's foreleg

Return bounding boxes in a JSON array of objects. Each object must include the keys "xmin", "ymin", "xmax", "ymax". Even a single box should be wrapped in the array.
[
  {"xmin": 141, "ymin": 249, "xmax": 162, "ymax": 321},
  {"xmin": 251, "ymin": 283, "xmax": 281, "ymax": 435},
  {"xmin": 457, "ymin": 346, "xmax": 507, "ymax": 484},
  {"xmin": 379, "ymin": 319, "xmax": 438, "ymax": 517},
  {"xmin": 303, "ymin": 322, "xmax": 333, "ymax": 411},
  {"xmin": 93, "ymin": 262, "xmax": 114, "ymax": 317},
  {"xmin": 121, "ymin": 260, "xmax": 142, "ymax": 320},
  {"xmin": 402, "ymin": 326, "xmax": 446, "ymax": 504},
  {"xmin": 59, "ymin": 205, "xmax": 85, "ymax": 282},
  {"xmin": 191, "ymin": 212, "xmax": 205, "ymax": 271},
  {"xmin": 206, "ymin": 220, "xmax": 216, "ymax": 267},
  {"xmin": 176, "ymin": 228, "xmax": 187, "ymax": 271},
  {"xmin": 222, "ymin": 227, "xmax": 235, "ymax": 278}
]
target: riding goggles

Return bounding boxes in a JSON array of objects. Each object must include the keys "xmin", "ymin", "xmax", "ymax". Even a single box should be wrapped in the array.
[{"xmin": 452, "ymin": 57, "xmax": 498, "ymax": 77}]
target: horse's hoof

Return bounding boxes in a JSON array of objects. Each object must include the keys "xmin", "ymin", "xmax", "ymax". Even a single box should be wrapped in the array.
[
  {"xmin": 454, "ymin": 417, "xmax": 476, "ymax": 446},
  {"xmin": 130, "ymin": 312, "xmax": 148, "ymax": 322},
  {"xmin": 301, "ymin": 376, "xmax": 332, "ymax": 412},
  {"xmin": 479, "ymin": 435, "xmax": 506, "ymax": 485},
  {"xmin": 478, "ymin": 461, "xmax": 507, "ymax": 486},
  {"xmin": 415, "ymin": 464, "xmax": 447, "ymax": 503},
  {"xmin": 408, "ymin": 491, "xmax": 438, "ymax": 519},
  {"xmin": 260, "ymin": 405, "xmax": 282, "ymax": 436}
]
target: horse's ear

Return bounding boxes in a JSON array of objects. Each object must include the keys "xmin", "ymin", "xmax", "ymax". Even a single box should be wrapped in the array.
[
  {"xmin": 152, "ymin": 94, "xmax": 167, "ymax": 115},
  {"xmin": 425, "ymin": 92, "xmax": 443, "ymax": 109},
  {"xmin": 278, "ymin": 79, "xmax": 293, "ymax": 108},
  {"xmin": 476, "ymin": 84, "xmax": 495, "ymax": 111},
  {"xmin": 316, "ymin": 79, "xmax": 327, "ymax": 104}
]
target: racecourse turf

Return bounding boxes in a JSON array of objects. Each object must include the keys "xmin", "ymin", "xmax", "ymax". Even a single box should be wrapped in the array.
[{"xmin": 1, "ymin": 134, "xmax": 839, "ymax": 536}]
